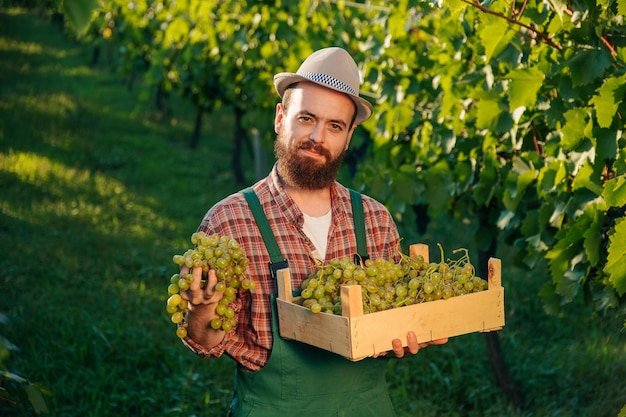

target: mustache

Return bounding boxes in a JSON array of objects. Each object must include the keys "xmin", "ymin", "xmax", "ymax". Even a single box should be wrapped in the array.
[{"xmin": 298, "ymin": 141, "xmax": 331, "ymax": 158}]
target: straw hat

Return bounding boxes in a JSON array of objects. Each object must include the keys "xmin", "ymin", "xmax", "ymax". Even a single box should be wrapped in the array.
[{"xmin": 273, "ymin": 47, "xmax": 373, "ymax": 125}]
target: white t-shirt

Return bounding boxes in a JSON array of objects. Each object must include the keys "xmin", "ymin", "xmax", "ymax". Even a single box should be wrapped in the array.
[{"xmin": 302, "ymin": 209, "xmax": 332, "ymax": 261}]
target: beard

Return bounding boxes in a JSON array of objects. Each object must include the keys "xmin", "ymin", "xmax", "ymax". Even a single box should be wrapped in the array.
[{"xmin": 274, "ymin": 136, "xmax": 346, "ymax": 190}]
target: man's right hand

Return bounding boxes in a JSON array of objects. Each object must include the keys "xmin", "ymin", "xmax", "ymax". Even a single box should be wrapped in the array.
[
  {"xmin": 179, "ymin": 266, "xmax": 228, "ymax": 348},
  {"xmin": 180, "ymin": 266, "xmax": 223, "ymax": 307}
]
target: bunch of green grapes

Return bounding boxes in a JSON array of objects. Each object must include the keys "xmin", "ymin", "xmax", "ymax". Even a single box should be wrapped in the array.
[
  {"xmin": 403, "ymin": 244, "xmax": 487, "ymax": 305},
  {"xmin": 298, "ymin": 256, "xmax": 358, "ymax": 315},
  {"xmin": 299, "ymin": 256, "xmax": 409, "ymax": 314},
  {"xmin": 298, "ymin": 244, "xmax": 486, "ymax": 315},
  {"xmin": 166, "ymin": 232, "xmax": 254, "ymax": 338}
]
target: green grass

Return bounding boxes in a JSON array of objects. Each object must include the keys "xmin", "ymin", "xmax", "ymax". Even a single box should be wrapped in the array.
[{"xmin": 1, "ymin": 7, "xmax": 625, "ymax": 417}]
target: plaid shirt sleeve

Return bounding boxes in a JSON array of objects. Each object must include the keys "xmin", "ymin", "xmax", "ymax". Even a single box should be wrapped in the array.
[{"xmin": 181, "ymin": 189, "xmax": 276, "ymax": 371}]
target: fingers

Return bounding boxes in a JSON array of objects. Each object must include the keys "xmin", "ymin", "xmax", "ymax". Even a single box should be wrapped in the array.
[
  {"xmin": 392, "ymin": 338, "xmax": 406, "ymax": 358},
  {"xmin": 181, "ymin": 267, "xmax": 220, "ymax": 305},
  {"xmin": 390, "ymin": 333, "xmax": 448, "ymax": 358},
  {"xmin": 186, "ymin": 266, "xmax": 202, "ymax": 292},
  {"xmin": 392, "ymin": 331, "xmax": 418, "ymax": 358},
  {"xmin": 204, "ymin": 269, "xmax": 220, "ymax": 302},
  {"xmin": 190, "ymin": 266, "xmax": 206, "ymax": 304},
  {"xmin": 406, "ymin": 331, "xmax": 419, "ymax": 355}
]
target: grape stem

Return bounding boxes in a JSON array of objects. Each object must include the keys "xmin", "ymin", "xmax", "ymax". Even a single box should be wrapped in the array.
[{"xmin": 437, "ymin": 243, "xmax": 445, "ymax": 264}]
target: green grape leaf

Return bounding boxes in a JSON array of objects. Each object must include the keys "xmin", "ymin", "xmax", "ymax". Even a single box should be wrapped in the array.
[
  {"xmin": 561, "ymin": 108, "xmax": 589, "ymax": 150},
  {"xmin": 502, "ymin": 162, "xmax": 536, "ymax": 212},
  {"xmin": 537, "ymin": 159, "xmax": 567, "ymax": 195},
  {"xmin": 546, "ymin": 0, "xmax": 568, "ymax": 19},
  {"xmin": 387, "ymin": 8, "xmax": 408, "ymax": 39},
  {"xmin": 602, "ymin": 176, "xmax": 626, "ymax": 207},
  {"xmin": 506, "ymin": 67, "xmax": 545, "ymax": 111},
  {"xmin": 384, "ymin": 103, "xmax": 415, "ymax": 138},
  {"xmin": 605, "ymin": 218, "xmax": 626, "ymax": 296},
  {"xmin": 520, "ymin": 210, "xmax": 540, "ymax": 238},
  {"xmin": 25, "ymin": 383, "xmax": 49, "ymax": 414},
  {"xmin": 164, "ymin": 17, "xmax": 191, "ymax": 47},
  {"xmin": 61, "ymin": 0, "xmax": 99, "ymax": 36},
  {"xmin": 473, "ymin": 148, "xmax": 499, "ymax": 206},
  {"xmin": 567, "ymin": 48, "xmax": 612, "ymax": 87},
  {"xmin": 475, "ymin": 96, "xmax": 502, "ymax": 131},
  {"xmin": 497, "ymin": 210, "xmax": 515, "ymax": 230},
  {"xmin": 572, "ymin": 161, "xmax": 603, "ymax": 195},
  {"xmin": 423, "ymin": 159, "xmax": 454, "ymax": 209},
  {"xmin": 592, "ymin": 283, "xmax": 620, "ymax": 313},
  {"xmin": 546, "ymin": 225, "xmax": 586, "ymax": 301},
  {"xmin": 446, "ymin": 0, "xmax": 468, "ymax": 15},
  {"xmin": 589, "ymin": 74, "xmax": 626, "ymax": 128},
  {"xmin": 595, "ymin": 128, "xmax": 619, "ymax": 162},
  {"xmin": 479, "ymin": 18, "xmax": 514, "ymax": 62},
  {"xmin": 260, "ymin": 42, "xmax": 275, "ymax": 59},
  {"xmin": 582, "ymin": 206, "xmax": 603, "ymax": 267},
  {"xmin": 538, "ymin": 203, "xmax": 556, "ymax": 234},
  {"xmin": 619, "ymin": 0, "xmax": 626, "ymax": 18},
  {"xmin": 616, "ymin": 149, "xmax": 626, "ymax": 174}
]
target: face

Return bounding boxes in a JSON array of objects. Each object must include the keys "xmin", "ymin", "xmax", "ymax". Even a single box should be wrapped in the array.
[{"xmin": 274, "ymin": 82, "xmax": 357, "ymax": 190}]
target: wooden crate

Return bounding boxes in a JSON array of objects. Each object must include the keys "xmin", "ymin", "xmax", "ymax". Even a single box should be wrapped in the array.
[{"xmin": 275, "ymin": 243, "xmax": 505, "ymax": 361}]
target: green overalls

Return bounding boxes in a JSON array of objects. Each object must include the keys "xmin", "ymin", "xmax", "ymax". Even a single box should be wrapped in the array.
[{"xmin": 231, "ymin": 188, "xmax": 396, "ymax": 417}]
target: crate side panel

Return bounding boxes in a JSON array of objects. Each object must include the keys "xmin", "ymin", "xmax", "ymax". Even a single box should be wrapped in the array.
[
  {"xmin": 349, "ymin": 288, "xmax": 505, "ymax": 359},
  {"xmin": 276, "ymin": 299, "xmax": 352, "ymax": 357}
]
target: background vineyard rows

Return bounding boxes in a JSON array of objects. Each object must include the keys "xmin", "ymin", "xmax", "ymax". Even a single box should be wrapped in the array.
[{"xmin": 76, "ymin": 0, "xmax": 626, "ymax": 325}]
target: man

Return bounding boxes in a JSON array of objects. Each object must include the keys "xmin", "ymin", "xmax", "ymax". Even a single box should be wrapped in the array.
[{"xmin": 180, "ymin": 47, "xmax": 446, "ymax": 417}]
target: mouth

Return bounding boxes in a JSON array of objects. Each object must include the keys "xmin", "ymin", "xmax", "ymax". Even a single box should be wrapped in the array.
[
  {"xmin": 300, "ymin": 148, "xmax": 325, "ymax": 159},
  {"xmin": 299, "ymin": 143, "xmax": 329, "ymax": 160}
]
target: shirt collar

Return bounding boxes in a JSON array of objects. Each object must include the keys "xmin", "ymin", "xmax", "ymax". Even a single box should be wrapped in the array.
[{"xmin": 267, "ymin": 164, "xmax": 352, "ymax": 226}]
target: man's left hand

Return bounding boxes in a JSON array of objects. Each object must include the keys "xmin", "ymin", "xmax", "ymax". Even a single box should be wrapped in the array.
[{"xmin": 373, "ymin": 332, "xmax": 448, "ymax": 358}]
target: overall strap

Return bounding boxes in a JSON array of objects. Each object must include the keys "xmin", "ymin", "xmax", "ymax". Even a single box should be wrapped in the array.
[
  {"xmin": 242, "ymin": 187, "xmax": 368, "ymax": 274},
  {"xmin": 349, "ymin": 188, "xmax": 370, "ymax": 264},
  {"xmin": 241, "ymin": 187, "xmax": 289, "ymax": 280}
]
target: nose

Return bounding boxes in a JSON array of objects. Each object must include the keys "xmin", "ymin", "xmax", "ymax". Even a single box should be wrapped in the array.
[{"xmin": 308, "ymin": 122, "xmax": 324, "ymax": 143}]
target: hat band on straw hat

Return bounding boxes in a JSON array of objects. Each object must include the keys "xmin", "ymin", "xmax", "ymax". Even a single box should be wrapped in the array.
[{"xmin": 300, "ymin": 72, "xmax": 358, "ymax": 97}]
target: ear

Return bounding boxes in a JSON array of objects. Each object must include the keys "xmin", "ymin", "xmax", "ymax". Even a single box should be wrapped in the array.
[{"xmin": 274, "ymin": 103, "xmax": 284, "ymax": 134}]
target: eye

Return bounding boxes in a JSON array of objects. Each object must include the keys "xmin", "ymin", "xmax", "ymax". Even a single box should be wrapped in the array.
[{"xmin": 330, "ymin": 123, "xmax": 343, "ymax": 132}]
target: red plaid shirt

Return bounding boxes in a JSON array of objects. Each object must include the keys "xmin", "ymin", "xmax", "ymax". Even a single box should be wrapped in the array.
[{"xmin": 183, "ymin": 165, "xmax": 400, "ymax": 371}]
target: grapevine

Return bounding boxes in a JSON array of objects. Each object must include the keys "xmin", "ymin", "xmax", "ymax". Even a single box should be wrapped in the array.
[
  {"xmin": 166, "ymin": 232, "xmax": 254, "ymax": 338},
  {"xmin": 298, "ymin": 244, "xmax": 487, "ymax": 314}
]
